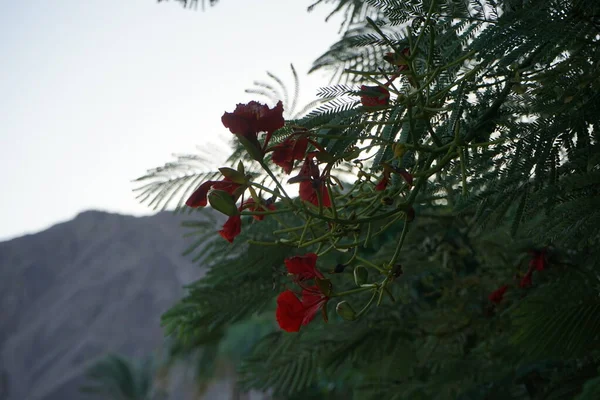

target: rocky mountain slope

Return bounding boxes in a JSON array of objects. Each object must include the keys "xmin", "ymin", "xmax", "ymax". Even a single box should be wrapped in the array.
[{"xmin": 0, "ymin": 210, "xmax": 226, "ymax": 400}]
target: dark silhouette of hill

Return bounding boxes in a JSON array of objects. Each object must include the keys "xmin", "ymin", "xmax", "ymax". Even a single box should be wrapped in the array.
[{"xmin": 0, "ymin": 210, "xmax": 219, "ymax": 400}]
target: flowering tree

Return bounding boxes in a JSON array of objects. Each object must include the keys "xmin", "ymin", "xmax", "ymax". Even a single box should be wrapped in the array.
[{"xmin": 133, "ymin": 0, "xmax": 600, "ymax": 398}]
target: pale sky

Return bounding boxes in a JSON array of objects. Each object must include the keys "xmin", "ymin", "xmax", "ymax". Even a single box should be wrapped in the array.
[{"xmin": 0, "ymin": 0, "xmax": 343, "ymax": 241}]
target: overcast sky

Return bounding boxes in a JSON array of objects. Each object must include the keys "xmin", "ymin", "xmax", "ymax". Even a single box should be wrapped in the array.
[{"xmin": 0, "ymin": 0, "xmax": 343, "ymax": 241}]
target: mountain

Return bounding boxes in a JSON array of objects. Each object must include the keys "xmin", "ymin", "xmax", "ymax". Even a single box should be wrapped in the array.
[{"xmin": 0, "ymin": 210, "xmax": 233, "ymax": 400}]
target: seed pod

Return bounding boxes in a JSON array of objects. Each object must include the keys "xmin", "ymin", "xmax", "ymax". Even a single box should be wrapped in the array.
[
  {"xmin": 336, "ymin": 301, "xmax": 356, "ymax": 321},
  {"xmin": 218, "ymin": 167, "xmax": 247, "ymax": 184},
  {"xmin": 207, "ymin": 189, "xmax": 239, "ymax": 217},
  {"xmin": 354, "ymin": 266, "xmax": 369, "ymax": 286}
]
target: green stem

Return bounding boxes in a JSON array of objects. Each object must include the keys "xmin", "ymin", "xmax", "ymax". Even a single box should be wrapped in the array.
[
  {"xmin": 355, "ymin": 290, "xmax": 379, "ymax": 318},
  {"xmin": 388, "ymin": 219, "xmax": 410, "ymax": 268},
  {"xmin": 248, "ymin": 240, "xmax": 288, "ymax": 246},
  {"xmin": 305, "ymin": 205, "xmax": 410, "ymax": 225},
  {"xmin": 260, "ymin": 161, "xmax": 293, "ymax": 204},
  {"xmin": 363, "ymin": 222, "xmax": 372, "ymax": 248},
  {"xmin": 272, "ymin": 222, "xmax": 318, "ymax": 235},
  {"xmin": 377, "ymin": 277, "xmax": 389, "ymax": 306},
  {"xmin": 458, "ymin": 147, "xmax": 468, "ymax": 196},
  {"xmin": 298, "ymin": 232, "xmax": 332, "ymax": 248},
  {"xmin": 299, "ymin": 217, "xmax": 312, "ymax": 245},
  {"xmin": 240, "ymin": 209, "xmax": 290, "ymax": 217},
  {"xmin": 366, "ymin": 17, "xmax": 401, "ymax": 53},
  {"xmin": 332, "ymin": 286, "xmax": 377, "ymax": 298},
  {"xmin": 356, "ymin": 256, "xmax": 386, "ymax": 273},
  {"xmin": 413, "ymin": 0, "xmax": 436, "ymax": 52},
  {"xmin": 249, "ymin": 182, "xmax": 285, "ymax": 201},
  {"xmin": 311, "ymin": 133, "xmax": 396, "ymax": 143},
  {"xmin": 345, "ymin": 237, "xmax": 360, "ymax": 265}
]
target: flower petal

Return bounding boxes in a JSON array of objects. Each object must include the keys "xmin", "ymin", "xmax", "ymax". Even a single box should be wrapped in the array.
[
  {"xmin": 272, "ymin": 142, "xmax": 295, "ymax": 174},
  {"xmin": 276, "ymin": 290, "xmax": 305, "ymax": 332},
  {"xmin": 218, "ymin": 215, "xmax": 242, "ymax": 243},
  {"xmin": 375, "ymin": 175, "xmax": 390, "ymax": 191},
  {"xmin": 488, "ymin": 284, "xmax": 508, "ymax": 304},
  {"xmin": 360, "ymin": 85, "xmax": 390, "ymax": 107},
  {"xmin": 301, "ymin": 286, "xmax": 328, "ymax": 326},
  {"xmin": 284, "ymin": 253, "xmax": 323, "ymax": 280},
  {"xmin": 221, "ymin": 101, "xmax": 284, "ymax": 141},
  {"xmin": 520, "ymin": 271, "xmax": 533, "ymax": 288},
  {"xmin": 186, "ymin": 180, "xmax": 218, "ymax": 208}
]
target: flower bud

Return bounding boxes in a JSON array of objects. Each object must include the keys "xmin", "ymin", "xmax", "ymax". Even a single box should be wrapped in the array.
[
  {"xmin": 336, "ymin": 301, "xmax": 356, "ymax": 321},
  {"xmin": 207, "ymin": 189, "xmax": 239, "ymax": 217},
  {"xmin": 393, "ymin": 143, "xmax": 407, "ymax": 158},
  {"xmin": 218, "ymin": 167, "xmax": 248, "ymax": 184},
  {"xmin": 354, "ymin": 266, "xmax": 369, "ymax": 286},
  {"xmin": 391, "ymin": 264, "xmax": 404, "ymax": 279},
  {"xmin": 381, "ymin": 197, "xmax": 393, "ymax": 206}
]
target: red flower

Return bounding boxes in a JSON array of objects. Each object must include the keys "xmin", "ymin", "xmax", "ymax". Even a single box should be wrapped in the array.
[
  {"xmin": 488, "ymin": 284, "xmax": 509, "ymax": 304},
  {"xmin": 397, "ymin": 168, "xmax": 414, "ymax": 187},
  {"xmin": 360, "ymin": 85, "xmax": 390, "ymax": 107},
  {"xmin": 242, "ymin": 198, "xmax": 276, "ymax": 221},
  {"xmin": 271, "ymin": 135, "xmax": 309, "ymax": 174},
  {"xmin": 375, "ymin": 174, "xmax": 390, "ymax": 191},
  {"xmin": 529, "ymin": 249, "xmax": 546, "ymax": 271},
  {"xmin": 375, "ymin": 166, "xmax": 413, "ymax": 191},
  {"xmin": 520, "ymin": 270, "xmax": 533, "ymax": 288},
  {"xmin": 221, "ymin": 101, "xmax": 285, "ymax": 148},
  {"xmin": 384, "ymin": 48, "xmax": 411, "ymax": 71},
  {"xmin": 284, "ymin": 253, "xmax": 324, "ymax": 281},
  {"xmin": 275, "ymin": 286, "xmax": 329, "ymax": 333},
  {"xmin": 186, "ymin": 178, "xmax": 242, "ymax": 208},
  {"xmin": 218, "ymin": 215, "xmax": 242, "ymax": 243},
  {"xmin": 290, "ymin": 157, "xmax": 331, "ymax": 207},
  {"xmin": 300, "ymin": 285, "xmax": 329, "ymax": 325},
  {"xmin": 276, "ymin": 290, "xmax": 305, "ymax": 333}
]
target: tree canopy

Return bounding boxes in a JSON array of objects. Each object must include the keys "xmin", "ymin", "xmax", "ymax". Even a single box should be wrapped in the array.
[{"xmin": 90, "ymin": 0, "xmax": 600, "ymax": 398}]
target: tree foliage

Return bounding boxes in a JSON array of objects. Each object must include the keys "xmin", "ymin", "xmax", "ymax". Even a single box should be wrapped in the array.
[{"xmin": 127, "ymin": 0, "xmax": 600, "ymax": 398}]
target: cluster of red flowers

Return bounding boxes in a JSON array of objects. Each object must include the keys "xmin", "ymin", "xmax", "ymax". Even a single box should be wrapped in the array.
[
  {"xmin": 287, "ymin": 153, "xmax": 332, "ymax": 207},
  {"xmin": 359, "ymin": 48, "xmax": 411, "ymax": 108},
  {"xmin": 185, "ymin": 100, "xmax": 338, "ymax": 243},
  {"xmin": 488, "ymin": 248, "xmax": 548, "ymax": 304},
  {"xmin": 374, "ymin": 163, "xmax": 414, "ymax": 191},
  {"xmin": 276, "ymin": 253, "xmax": 331, "ymax": 332},
  {"xmin": 185, "ymin": 101, "xmax": 285, "ymax": 242},
  {"xmin": 519, "ymin": 249, "xmax": 547, "ymax": 288}
]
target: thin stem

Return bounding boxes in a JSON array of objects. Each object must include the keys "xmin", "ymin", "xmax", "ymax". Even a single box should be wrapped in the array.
[
  {"xmin": 377, "ymin": 277, "xmax": 389, "ymax": 306},
  {"xmin": 458, "ymin": 147, "xmax": 468, "ymax": 196},
  {"xmin": 413, "ymin": 0, "xmax": 436, "ymax": 51},
  {"xmin": 356, "ymin": 256, "xmax": 386, "ymax": 273},
  {"xmin": 345, "ymin": 236, "xmax": 360, "ymax": 265},
  {"xmin": 389, "ymin": 219, "xmax": 410, "ymax": 267},
  {"xmin": 260, "ymin": 161, "xmax": 293, "ymax": 203},
  {"xmin": 332, "ymin": 286, "xmax": 377, "ymax": 298},
  {"xmin": 249, "ymin": 182, "xmax": 280, "ymax": 198},
  {"xmin": 304, "ymin": 205, "xmax": 410, "ymax": 225},
  {"xmin": 239, "ymin": 209, "xmax": 290, "ymax": 217},
  {"xmin": 363, "ymin": 222, "xmax": 372, "ymax": 248},
  {"xmin": 355, "ymin": 290, "xmax": 379, "ymax": 318},
  {"xmin": 299, "ymin": 217, "xmax": 312, "ymax": 245},
  {"xmin": 272, "ymin": 222, "xmax": 318, "ymax": 235},
  {"xmin": 298, "ymin": 232, "xmax": 332, "ymax": 248},
  {"xmin": 248, "ymin": 240, "xmax": 288, "ymax": 246}
]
